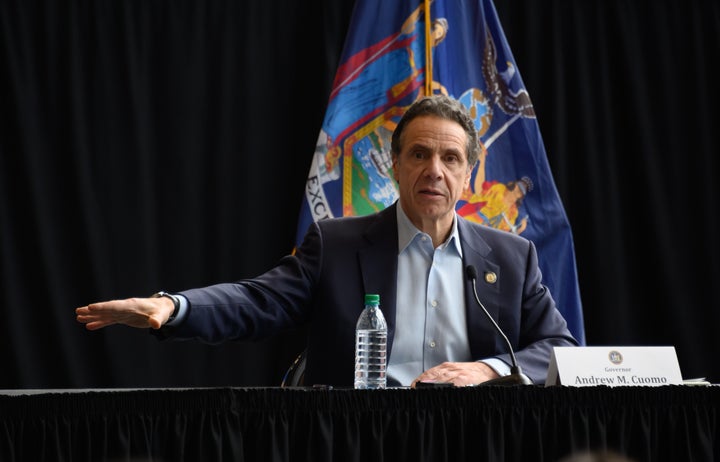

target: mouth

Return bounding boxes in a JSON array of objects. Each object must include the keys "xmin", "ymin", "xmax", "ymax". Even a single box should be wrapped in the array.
[{"xmin": 418, "ymin": 188, "xmax": 445, "ymax": 198}]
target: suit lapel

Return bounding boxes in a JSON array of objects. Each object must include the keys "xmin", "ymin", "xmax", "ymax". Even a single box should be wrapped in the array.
[
  {"xmin": 458, "ymin": 218, "xmax": 504, "ymax": 358},
  {"xmin": 357, "ymin": 204, "xmax": 399, "ymax": 350}
]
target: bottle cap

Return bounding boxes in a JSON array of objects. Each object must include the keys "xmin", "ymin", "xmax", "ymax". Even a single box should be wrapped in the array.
[{"xmin": 364, "ymin": 294, "xmax": 380, "ymax": 304}]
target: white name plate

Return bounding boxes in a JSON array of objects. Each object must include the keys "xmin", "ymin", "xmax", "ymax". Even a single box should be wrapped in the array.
[{"xmin": 545, "ymin": 346, "xmax": 683, "ymax": 387}]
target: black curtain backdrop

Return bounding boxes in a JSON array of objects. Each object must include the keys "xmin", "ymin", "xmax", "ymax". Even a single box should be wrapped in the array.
[{"xmin": 1, "ymin": 0, "xmax": 718, "ymax": 389}]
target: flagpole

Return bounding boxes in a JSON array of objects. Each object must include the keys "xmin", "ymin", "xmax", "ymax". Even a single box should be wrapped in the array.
[{"xmin": 423, "ymin": 0, "xmax": 432, "ymax": 95}]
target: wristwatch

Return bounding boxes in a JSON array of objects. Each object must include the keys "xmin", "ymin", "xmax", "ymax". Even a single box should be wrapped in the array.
[{"xmin": 151, "ymin": 291, "xmax": 180, "ymax": 323}]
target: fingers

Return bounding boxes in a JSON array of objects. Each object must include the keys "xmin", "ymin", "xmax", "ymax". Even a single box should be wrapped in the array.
[
  {"xmin": 75, "ymin": 300, "xmax": 120, "ymax": 316},
  {"xmin": 413, "ymin": 362, "xmax": 497, "ymax": 387},
  {"xmin": 75, "ymin": 298, "xmax": 159, "ymax": 330},
  {"xmin": 81, "ymin": 319, "xmax": 113, "ymax": 331},
  {"xmin": 413, "ymin": 364, "xmax": 457, "ymax": 386},
  {"xmin": 76, "ymin": 305, "xmax": 113, "ymax": 330}
]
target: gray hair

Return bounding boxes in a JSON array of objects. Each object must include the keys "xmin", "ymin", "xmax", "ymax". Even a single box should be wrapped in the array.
[{"xmin": 390, "ymin": 95, "xmax": 481, "ymax": 167}]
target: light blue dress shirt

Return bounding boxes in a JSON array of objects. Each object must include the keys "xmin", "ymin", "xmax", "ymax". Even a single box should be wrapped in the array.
[
  {"xmin": 387, "ymin": 204, "xmax": 509, "ymax": 386},
  {"xmin": 385, "ymin": 204, "xmax": 471, "ymax": 386}
]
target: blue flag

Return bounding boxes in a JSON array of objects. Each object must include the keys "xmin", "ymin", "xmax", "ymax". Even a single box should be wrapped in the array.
[{"xmin": 296, "ymin": 0, "xmax": 585, "ymax": 344}]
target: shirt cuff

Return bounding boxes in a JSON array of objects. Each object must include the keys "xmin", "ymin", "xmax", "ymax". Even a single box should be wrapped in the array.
[
  {"xmin": 164, "ymin": 294, "xmax": 188, "ymax": 326},
  {"xmin": 479, "ymin": 358, "xmax": 512, "ymax": 377}
]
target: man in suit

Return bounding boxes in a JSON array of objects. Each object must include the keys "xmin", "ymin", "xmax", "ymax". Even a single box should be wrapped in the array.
[{"xmin": 76, "ymin": 94, "xmax": 578, "ymax": 387}]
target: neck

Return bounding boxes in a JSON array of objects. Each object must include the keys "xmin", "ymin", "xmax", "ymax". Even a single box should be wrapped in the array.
[
  {"xmin": 415, "ymin": 214, "xmax": 454, "ymax": 248},
  {"xmin": 396, "ymin": 201, "xmax": 456, "ymax": 248}
]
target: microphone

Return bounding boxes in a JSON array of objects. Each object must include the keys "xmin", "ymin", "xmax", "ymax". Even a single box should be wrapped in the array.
[{"xmin": 465, "ymin": 265, "xmax": 533, "ymax": 386}]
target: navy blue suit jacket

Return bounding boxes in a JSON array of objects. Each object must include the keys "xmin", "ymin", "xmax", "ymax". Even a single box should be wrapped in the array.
[{"xmin": 166, "ymin": 203, "xmax": 577, "ymax": 386}]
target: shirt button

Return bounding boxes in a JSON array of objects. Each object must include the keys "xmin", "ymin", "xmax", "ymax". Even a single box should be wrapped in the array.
[
  {"xmin": 431, "ymin": 300, "xmax": 438, "ymax": 307},
  {"xmin": 429, "ymin": 341, "xmax": 436, "ymax": 348}
]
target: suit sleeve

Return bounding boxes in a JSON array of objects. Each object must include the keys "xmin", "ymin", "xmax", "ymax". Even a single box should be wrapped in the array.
[
  {"xmin": 152, "ymin": 223, "xmax": 323, "ymax": 344},
  {"xmin": 511, "ymin": 239, "xmax": 578, "ymax": 383}
]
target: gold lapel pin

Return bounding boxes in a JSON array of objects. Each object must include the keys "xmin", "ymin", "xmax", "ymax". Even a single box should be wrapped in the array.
[{"xmin": 484, "ymin": 271, "xmax": 497, "ymax": 284}]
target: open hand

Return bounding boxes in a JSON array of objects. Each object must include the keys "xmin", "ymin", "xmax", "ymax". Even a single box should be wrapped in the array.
[{"xmin": 76, "ymin": 297, "xmax": 175, "ymax": 330}]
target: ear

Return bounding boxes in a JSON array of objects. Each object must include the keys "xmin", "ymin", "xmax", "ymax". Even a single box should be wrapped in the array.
[
  {"xmin": 392, "ymin": 156, "xmax": 399, "ymax": 182},
  {"xmin": 463, "ymin": 166, "xmax": 472, "ymax": 189}
]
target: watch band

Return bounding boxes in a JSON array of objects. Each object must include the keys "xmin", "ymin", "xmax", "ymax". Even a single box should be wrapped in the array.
[{"xmin": 151, "ymin": 291, "xmax": 180, "ymax": 322}]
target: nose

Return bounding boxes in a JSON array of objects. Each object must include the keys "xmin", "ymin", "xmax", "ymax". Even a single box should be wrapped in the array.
[{"xmin": 423, "ymin": 154, "xmax": 444, "ymax": 179}]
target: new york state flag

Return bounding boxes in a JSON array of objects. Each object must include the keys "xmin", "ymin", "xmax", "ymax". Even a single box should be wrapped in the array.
[{"xmin": 295, "ymin": 0, "xmax": 586, "ymax": 344}]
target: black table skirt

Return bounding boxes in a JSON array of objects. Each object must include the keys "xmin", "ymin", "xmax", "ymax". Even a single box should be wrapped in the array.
[{"xmin": 1, "ymin": 385, "xmax": 718, "ymax": 461}]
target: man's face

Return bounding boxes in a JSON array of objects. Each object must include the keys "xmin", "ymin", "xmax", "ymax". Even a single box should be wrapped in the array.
[{"xmin": 392, "ymin": 115, "xmax": 472, "ymax": 232}]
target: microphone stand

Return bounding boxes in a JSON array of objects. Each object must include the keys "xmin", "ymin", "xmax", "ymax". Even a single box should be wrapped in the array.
[{"xmin": 467, "ymin": 265, "xmax": 533, "ymax": 386}]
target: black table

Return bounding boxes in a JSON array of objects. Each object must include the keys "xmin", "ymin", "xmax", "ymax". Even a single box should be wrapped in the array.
[{"xmin": 1, "ymin": 385, "xmax": 718, "ymax": 461}]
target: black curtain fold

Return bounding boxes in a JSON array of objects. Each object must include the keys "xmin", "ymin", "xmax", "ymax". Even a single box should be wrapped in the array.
[
  {"xmin": 1, "ymin": 387, "xmax": 718, "ymax": 461},
  {"xmin": 1, "ymin": 0, "xmax": 719, "ymax": 390}
]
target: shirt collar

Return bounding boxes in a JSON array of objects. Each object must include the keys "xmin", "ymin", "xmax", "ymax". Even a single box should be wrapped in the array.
[{"xmin": 396, "ymin": 202, "xmax": 462, "ymax": 256}]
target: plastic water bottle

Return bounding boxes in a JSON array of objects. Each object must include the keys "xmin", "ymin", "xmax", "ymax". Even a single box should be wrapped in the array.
[{"xmin": 354, "ymin": 293, "xmax": 387, "ymax": 389}]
